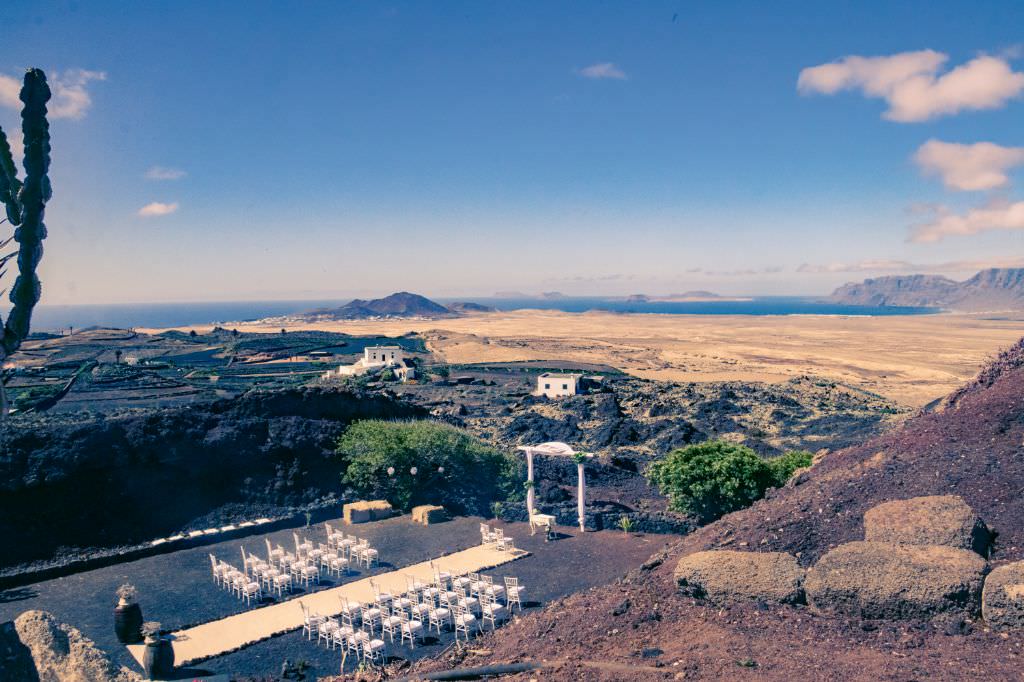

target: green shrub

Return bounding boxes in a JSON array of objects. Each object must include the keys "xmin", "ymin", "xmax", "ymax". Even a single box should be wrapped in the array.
[
  {"xmin": 337, "ymin": 420, "xmax": 521, "ymax": 515},
  {"xmin": 379, "ymin": 369, "xmax": 396, "ymax": 382},
  {"xmin": 769, "ymin": 449, "xmax": 813, "ymax": 483},
  {"xmin": 648, "ymin": 440, "xmax": 775, "ymax": 522},
  {"xmin": 649, "ymin": 442, "xmax": 817, "ymax": 522}
]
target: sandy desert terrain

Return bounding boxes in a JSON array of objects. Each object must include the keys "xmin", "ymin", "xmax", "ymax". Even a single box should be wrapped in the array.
[{"xmin": 153, "ymin": 310, "xmax": 1024, "ymax": 408}]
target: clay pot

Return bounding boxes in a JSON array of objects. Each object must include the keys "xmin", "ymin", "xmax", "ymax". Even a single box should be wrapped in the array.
[
  {"xmin": 142, "ymin": 634, "xmax": 174, "ymax": 680},
  {"xmin": 113, "ymin": 599, "xmax": 143, "ymax": 644}
]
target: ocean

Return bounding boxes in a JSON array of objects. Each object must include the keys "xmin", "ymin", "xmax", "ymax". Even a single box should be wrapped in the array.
[{"xmin": 19, "ymin": 296, "xmax": 939, "ymax": 332}]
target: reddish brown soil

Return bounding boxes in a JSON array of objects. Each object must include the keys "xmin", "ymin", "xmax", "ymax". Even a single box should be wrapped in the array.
[{"xmin": 388, "ymin": 337, "xmax": 1024, "ymax": 681}]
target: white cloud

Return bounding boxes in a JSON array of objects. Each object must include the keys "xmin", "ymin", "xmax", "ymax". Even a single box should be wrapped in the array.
[
  {"xmin": 137, "ymin": 201, "xmax": 179, "ymax": 217},
  {"xmin": 0, "ymin": 68, "xmax": 106, "ymax": 120},
  {"xmin": 914, "ymin": 139, "xmax": 1024, "ymax": 191},
  {"xmin": 0, "ymin": 122, "xmax": 23, "ymax": 162},
  {"xmin": 0, "ymin": 75, "xmax": 18, "ymax": 110},
  {"xmin": 798, "ymin": 50, "xmax": 1024, "ymax": 122},
  {"xmin": 910, "ymin": 199, "xmax": 1024, "ymax": 243},
  {"xmin": 145, "ymin": 166, "xmax": 187, "ymax": 181},
  {"xmin": 798, "ymin": 256, "xmax": 1024, "ymax": 274},
  {"xmin": 578, "ymin": 62, "xmax": 627, "ymax": 80}
]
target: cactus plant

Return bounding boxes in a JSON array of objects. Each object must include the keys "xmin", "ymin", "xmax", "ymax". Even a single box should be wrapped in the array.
[{"xmin": 0, "ymin": 68, "xmax": 51, "ymax": 417}]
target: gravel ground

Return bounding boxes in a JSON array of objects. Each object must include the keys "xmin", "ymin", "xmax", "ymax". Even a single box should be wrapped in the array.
[{"xmin": 0, "ymin": 513, "xmax": 671, "ymax": 680}]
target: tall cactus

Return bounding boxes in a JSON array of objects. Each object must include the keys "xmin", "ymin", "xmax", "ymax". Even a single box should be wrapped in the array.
[{"xmin": 0, "ymin": 68, "xmax": 51, "ymax": 417}]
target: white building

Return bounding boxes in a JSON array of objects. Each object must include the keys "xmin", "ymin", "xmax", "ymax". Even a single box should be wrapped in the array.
[
  {"xmin": 536, "ymin": 372, "xmax": 583, "ymax": 398},
  {"xmin": 363, "ymin": 345, "xmax": 402, "ymax": 366},
  {"xmin": 326, "ymin": 345, "xmax": 413, "ymax": 380}
]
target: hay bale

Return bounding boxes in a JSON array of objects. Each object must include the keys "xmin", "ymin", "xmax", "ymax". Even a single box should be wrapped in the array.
[
  {"xmin": 983, "ymin": 561, "xmax": 1024, "ymax": 631},
  {"xmin": 343, "ymin": 500, "xmax": 394, "ymax": 525},
  {"xmin": 864, "ymin": 495, "xmax": 991, "ymax": 556},
  {"xmin": 411, "ymin": 505, "xmax": 449, "ymax": 525},
  {"xmin": 674, "ymin": 550, "xmax": 805, "ymax": 606},
  {"xmin": 805, "ymin": 541, "xmax": 986, "ymax": 619},
  {"xmin": 12, "ymin": 610, "xmax": 140, "ymax": 681}
]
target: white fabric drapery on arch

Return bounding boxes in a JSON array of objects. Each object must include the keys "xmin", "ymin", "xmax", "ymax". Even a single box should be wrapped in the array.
[{"xmin": 516, "ymin": 442, "xmax": 592, "ymax": 532}]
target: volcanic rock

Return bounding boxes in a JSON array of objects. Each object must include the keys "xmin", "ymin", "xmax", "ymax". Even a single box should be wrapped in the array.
[
  {"xmin": 805, "ymin": 541, "xmax": 986, "ymax": 619},
  {"xmin": 674, "ymin": 550, "xmax": 805, "ymax": 606},
  {"xmin": 982, "ymin": 561, "xmax": 1024, "ymax": 631},
  {"xmin": 863, "ymin": 495, "xmax": 991, "ymax": 556}
]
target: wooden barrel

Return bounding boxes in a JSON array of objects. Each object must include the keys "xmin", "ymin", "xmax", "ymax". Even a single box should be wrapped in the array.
[{"xmin": 113, "ymin": 602, "xmax": 143, "ymax": 643}]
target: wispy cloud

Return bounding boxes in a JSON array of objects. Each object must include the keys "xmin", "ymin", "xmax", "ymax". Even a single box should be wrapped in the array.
[
  {"xmin": 799, "ymin": 257, "xmax": 1024, "ymax": 274},
  {"xmin": 137, "ymin": 201, "xmax": 179, "ymax": 217},
  {"xmin": 0, "ymin": 68, "xmax": 106, "ymax": 120},
  {"xmin": 704, "ymin": 266, "xmax": 783, "ymax": 277},
  {"xmin": 914, "ymin": 139, "xmax": 1024, "ymax": 191},
  {"xmin": 798, "ymin": 50, "xmax": 1024, "ymax": 122},
  {"xmin": 145, "ymin": 166, "xmax": 187, "ymax": 181},
  {"xmin": 577, "ymin": 62, "xmax": 627, "ymax": 80},
  {"xmin": 909, "ymin": 199, "xmax": 1024, "ymax": 243},
  {"xmin": 546, "ymin": 273, "xmax": 635, "ymax": 284}
]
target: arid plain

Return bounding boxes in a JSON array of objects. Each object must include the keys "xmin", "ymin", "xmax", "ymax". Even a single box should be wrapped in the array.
[{"xmin": 159, "ymin": 310, "xmax": 1024, "ymax": 408}]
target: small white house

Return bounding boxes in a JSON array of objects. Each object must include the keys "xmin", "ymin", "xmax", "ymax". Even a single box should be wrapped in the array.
[
  {"xmin": 536, "ymin": 372, "xmax": 583, "ymax": 398},
  {"xmin": 326, "ymin": 345, "xmax": 410, "ymax": 379},
  {"xmin": 363, "ymin": 345, "xmax": 402, "ymax": 366}
]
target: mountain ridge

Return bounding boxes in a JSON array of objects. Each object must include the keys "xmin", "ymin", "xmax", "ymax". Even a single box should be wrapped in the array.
[{"xmin": 829, "ymin": 267, "xmax": 1024, "ymax": 311}]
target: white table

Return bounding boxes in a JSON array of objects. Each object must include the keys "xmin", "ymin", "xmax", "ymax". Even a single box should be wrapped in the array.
[{"xmin": 529, "ymin": 513, "xmax": 556, "ymax": 537}]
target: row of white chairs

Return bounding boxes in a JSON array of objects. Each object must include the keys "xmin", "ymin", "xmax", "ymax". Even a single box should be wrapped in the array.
[
  {"xmin": 323, "ymin": 525, "xmax": 381, "ymax": 568},
  {"xmin": 301, "ymin": 571, "xmax": 525, "ymax": 667},
  {"xmin": 208, "ymin": 555, "xmax": 263, "ymax": 605},
  {"xmin": 480, "ymin": 523, "xmax": 517, "ymax": 552}
]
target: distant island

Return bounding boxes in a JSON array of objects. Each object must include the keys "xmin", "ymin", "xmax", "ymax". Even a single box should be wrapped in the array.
[
  {"xmin": 620, "ymin": 291, "xmax": 752, "ymax": 303},
  {"xmin": 829, "ymin": 268, "xmax": 1024, "ymax": 312},
  {"xmin": 302, "ymin": 292, "xmax": 460, "ymax": 320},
  {"xmin": 296, "ymin": 292, "xmax": 497, "ymax": 321}
]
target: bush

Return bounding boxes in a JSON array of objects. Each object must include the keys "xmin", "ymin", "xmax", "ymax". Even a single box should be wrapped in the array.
[
  {"xmin": 648, "ymin": 441, "xmax": 813, "ymax": 523},
  {"xmin": 648, "ymin": 441, "xmax": 774, "ymax": 522},
  {"xmin": 337, "ymin": 420, "xmax": 522, "ymax": 515},
  {"xmin": 769, "ymin": 449, "xmax": 813, "ymax": 482}
]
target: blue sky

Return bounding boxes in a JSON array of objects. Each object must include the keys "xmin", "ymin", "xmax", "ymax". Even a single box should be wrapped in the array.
[{"xmin": 1, "ymin": 0, "xmax": 1023, "ymax": 304}]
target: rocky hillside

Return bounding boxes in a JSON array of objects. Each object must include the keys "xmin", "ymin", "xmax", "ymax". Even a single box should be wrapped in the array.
[
  {"xmin": 394, "ymin": 370, "xmax": 902, "ymax": 460},
  {"xmin": 830, "ymin": 267, "xmax": 1024, "ymax": 311},
  {"xmin": 0, "ymin": 387, "xmax": 425, "ymax": 570},
  {"xmin": 401, "ymin": 335, "xmax": 1024, "ymax": 681}
]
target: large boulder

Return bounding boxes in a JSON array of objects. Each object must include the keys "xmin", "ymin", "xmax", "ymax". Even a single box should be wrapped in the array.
[
  {"xmin": 982, "ymin": 561, "xmax": 1024, "ymax": 631},
  {"xmin": 863, "ymin": 495, "xmax": 992, "ymax": 556},
  {"xmin": 343, "ymin": 499, "xmax": 394, "ymax": 524},
  {"xmin": 805, "ymin": 541, "xmax": 987, "ymax": 619},
  {"xmin": 10, "ymin": 610, "xmax": 140, "ymax": 681},
  {"xmin": 674, "ymin": 550, "xmax": 805, "ymax": 606}
]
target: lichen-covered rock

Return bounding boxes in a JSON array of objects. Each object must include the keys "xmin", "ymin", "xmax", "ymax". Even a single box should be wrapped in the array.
[
  {"xmin": 982, "ymin": 561, "xmax": 1024, "ymax": 631},
  {"xmin": 12, "ymin": 610, "xmax": 140, "ymax": 681},
  {"xmin": 863, "ymin": 495, "xmax": 991, "ymax": 556},
  {"xmin": 674, "ymin": 550, "xmax": 805, "ymax": 605},
  {"xmin": 343, "ymin": 499, "xmax": 393, "ymax": 524},
  {"xmin": 411, "ymin": 504, "xmax": 449, "ymax": 525},
  {"xmin": 806, "ymin": 541, "xmax": 986, "ymax": 619}
]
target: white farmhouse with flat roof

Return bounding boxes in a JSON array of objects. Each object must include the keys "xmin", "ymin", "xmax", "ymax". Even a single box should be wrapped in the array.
[
  {"xmin": 536, "ymin": 372, "xmax": 583, "ymax": 398},
  {"xmin": 363, "ymin": 345, "xmax": 402, "ymax": 366},
  {"xmin": 327, "ymin": 344, "xmax": 408, "ymax": 378}
]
